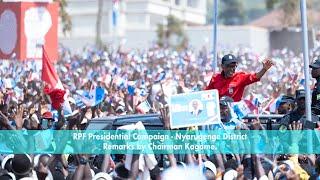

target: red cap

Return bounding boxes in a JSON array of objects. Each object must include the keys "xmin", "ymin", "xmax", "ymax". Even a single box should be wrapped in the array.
[{"xmin": 42, "ymin": 112, "xmax": 53, "ymax": 119}]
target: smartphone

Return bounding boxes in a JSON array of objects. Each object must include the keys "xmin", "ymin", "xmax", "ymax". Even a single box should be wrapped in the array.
[{"xmin": 41, "ymin": 119, "xmax": 48, "ymax": 129}]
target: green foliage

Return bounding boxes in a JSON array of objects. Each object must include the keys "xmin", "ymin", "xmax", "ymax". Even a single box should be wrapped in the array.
[
  {"xmin": 156, "ymin": 24, "xmax": 165, "ymax": 47},
  {"xmin": 265, "ymin": 0, "xmax": 280, "ymax": 10},
  {"xmin": 281, "ymin": 0, "xmax": 299, "ymax": 26},
  {"xmin": 219, "ymin": 0, "xmax": 245, "ymax": 25},
  {"xmin": 280, "ymin": 0, "xmax": 313, "ymax": 27},
  {"xmin": 167, "ymin": 15, "xmax": 184, "ymax": 36},
  {"xmin": 156, "ymin": 15, "xmax": 188, "ymax": 50},
  {"xmin": 206, "ymin": 0, "xmax": 213, "ymax": 24},
  {"xmin": 54, "ymin": 0, "xmax": 72, "ymax": 36}
]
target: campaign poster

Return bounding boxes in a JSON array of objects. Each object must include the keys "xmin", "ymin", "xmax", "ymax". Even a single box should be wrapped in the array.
[{"xmin": 169, "ymin": 90, "xmax": 221, "ymax": 128}]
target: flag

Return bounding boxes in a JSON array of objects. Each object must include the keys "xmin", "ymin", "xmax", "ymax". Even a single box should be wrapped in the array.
[
  {"xmin": 136, "ymin": 100, "xmax": 151, "ymax": 114},
  {"xmin": 154, "ymin": 70, "xmax": 166, "ymax": 83},
  {"xmin": 112, "ymin": 0, "xmax": 120, "ymax": 27},
  {"xmin": 127, "ymin": 81, "xmax": 136, "ymax": 96},
  {"xmin": 266, "ymin": 96, "xmax": 282, "ymax": 113},
  {"xmin": 76, "ymin": 87, "xmax": 106, "ymax": 107},
  {"xmin": 250, "ymin": 93, "xmax": 268, "ymax": 107},
  {"xmin": 62, "ymin": 90, "xmax": 74, "ymax": 117},
  {"xmin": 42, "ymin": 47, "xmax": 63, "ymax": 91},
  {"xmin": 115, "ymin": 76, "xmax": 126, "ymax": 89},
  {"xmin": 42, "ymin": 47, "xmax": 72, "ymax": 116},
  {"xmin": 75, "ymin": 96, "xmax": 86, "ymax": 109},
  {"xmin": 231, "ymin": 100, "xmax": 257, "ymax": 119},
  {"xmin": 92, "ymin": 86, "xmax": 106, "ymax": 106}
]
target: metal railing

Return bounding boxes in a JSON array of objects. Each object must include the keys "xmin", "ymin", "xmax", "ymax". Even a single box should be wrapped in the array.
[{"xmin": 244, "ymin": 114, "xmax": 285, "ymax": 130}]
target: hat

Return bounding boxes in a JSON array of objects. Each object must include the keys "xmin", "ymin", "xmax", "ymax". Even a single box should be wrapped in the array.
[
  {"xmin": 11, "ymin": 154, "xmax": 32, "ymax": 176},
  {"xmin": 203, "ymin": 161, "xmax": 217, "ymax": 175},
  {"xmin": 309, "ymin": 59, "xmax": 320, "ymax": 69},
  {"xmin": 295, "ymin": 89, "xmax": 305, "ymax": 99},
  {"xmin": 42, "ymin": 112, "xmax": 53, "ymax": 119},
  {"xmin": 222, "ymin": 54, "xmax": 238, "ymax": 65},
  {"xmin": 176, "ymin": 161, "xmax": 187, "ymax": 169},
  {"xmin": 19, "ymin": 177, "xmax": 33, "ymax": 180},
  {"xmin": 1, "ymin": 154, "xmax": 14, "ymax": 170},
  {"xmin": 280, "ymin": 95, "xmax": 295, "ymax": 104},
  {"xmin": 223, "ymin": 169, "xmax": 238, "ymax": 180},
  {"xmin": 161, "ymin": 166, "xmax": 206, "ymax": 180},
  {"xmin": 92, "ymin": 172, "xmax": 112, "ymax": 180},
  {"xmin": 0, "ymin": 173, "xmax": 16, "ymax": 180}
]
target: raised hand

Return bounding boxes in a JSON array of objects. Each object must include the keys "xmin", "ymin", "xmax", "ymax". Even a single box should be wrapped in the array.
[
  {"xmin": 288, "ymin": 121, "xmax": 303, "ymax": 130},
  {"xmin": 14, "ymin": 106, "xmax": 25, "ymax": 130},
  {"xmin": 262, "ymin": 58, "xmax": 274, "ymax": 71},
  {"xmin": 0, "ymin": 111, "xmax": 10, "ymax": 129},
  {"xmin": 159, "ymin": 104, "xmax": 170, "ymax": 130},
  {"xmin": 251, "ymin": 119, "xmax": 264, "ymax": 130}
]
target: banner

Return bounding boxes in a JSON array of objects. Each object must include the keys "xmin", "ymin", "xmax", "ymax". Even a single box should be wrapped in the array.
[
  {"xmin": 0, "ymin": 130, "xmax": 319, "ymax": 154},
  {"xmin": 0, "ymin": 2, "xmax": 58, "ymax": 61},
  {"xmin": 169, "ymin": 90, "xmax": 221, "ymax": 128}
]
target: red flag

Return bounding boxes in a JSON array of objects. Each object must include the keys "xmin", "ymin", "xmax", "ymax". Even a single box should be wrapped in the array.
[{"xmin": 42, "ymin": 46, "xmax": 60, "ymax": 92}]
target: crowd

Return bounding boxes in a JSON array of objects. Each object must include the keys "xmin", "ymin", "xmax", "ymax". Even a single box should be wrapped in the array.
[{"xmin": 0, "ymin": 43, "xmax": 319, "ymax": 180}]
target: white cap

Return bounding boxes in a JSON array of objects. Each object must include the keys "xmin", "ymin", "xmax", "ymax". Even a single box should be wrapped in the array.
[
  {"xmin": 6, "ymin": 172, "xmax": 16, "ymax": 180},
  {"xmin": 162, "ymin": 166, "xmax": 206, "ymax": 180},
  {"xmin": 223, "ymin": 169, "xmax": 238, "ymax": 180},
  {"xmin": 92, "ymin": 172, "xmax": 112, "ymax": 180},
  {"xmin": 1, "ymin": 154, "xmax": 14, "ymax": 169},
  {"xmin": 19, "ymin": 177, "xmax": 34, "ymax": 180},
  {"xmin": 203, "ymin": 161, "xmax": 217, "ymax": 175}
]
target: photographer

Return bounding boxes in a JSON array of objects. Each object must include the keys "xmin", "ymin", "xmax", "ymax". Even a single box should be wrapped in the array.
[{"xmin": 310, "ymin": 58, "xmax": 320, "ymax": 115}]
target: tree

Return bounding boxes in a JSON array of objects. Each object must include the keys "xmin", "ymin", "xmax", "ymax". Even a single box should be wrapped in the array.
[
  {"xmin": 265, "ymin": 0, "xmax": 314, "ymax": 27},
  {"xmin": 206, "ymin": 0, "xmax": 213, "ymax": 24},
  {"xmin": 156, "ymin": 15, "xmax": 188, "ymax": 50},
  {"xmin": 54, "ymin": 0, "xmax": 72, "ymax": 36},
  {"xmin": 281, "ymin": 0, "xmax": 313, "ymax": 27},
  {"xmin": 156, "ymin": 24, "xmax": 165, "ymax": 47},
  {"xmin": 219, "ymin": 0, "xmax": 245, "ymax": 25},
  {"xmin": 265, "ymin": 0, "xmax": 280, "ymax": 10}
]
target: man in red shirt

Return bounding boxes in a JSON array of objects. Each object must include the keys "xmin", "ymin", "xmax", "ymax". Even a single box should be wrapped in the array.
[{"xmin": 205, "ymin": 54, "xmax": 274, "ymax": 102}]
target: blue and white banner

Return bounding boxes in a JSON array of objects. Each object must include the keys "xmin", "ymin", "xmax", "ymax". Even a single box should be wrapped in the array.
[
  {"xmin": 76, "ymin": 87, "xmax": 106, "ymax": 107},
  {"xmin": 169, "ymin": 90, "xmax": 221, "ymax": 128},
  {"xmin": 112, "ymin": 0, "xmax": 120, "ymax": 27}
]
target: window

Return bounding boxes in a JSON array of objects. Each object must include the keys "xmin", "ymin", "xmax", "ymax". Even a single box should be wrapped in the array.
[{"xmin": 187, "ymin": 0, "xmax": 198, "ymax": 8}]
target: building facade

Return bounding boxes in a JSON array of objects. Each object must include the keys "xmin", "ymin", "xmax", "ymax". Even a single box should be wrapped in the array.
[
  {"xmin": 60, "ymin": 0, "xmax": 269, "ymax": 54},
  {"xmin": 62, "ymin": 0, "xmax": 206, "ymax": 38}
]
